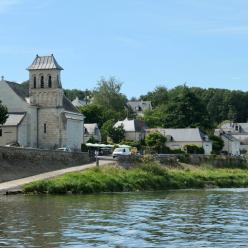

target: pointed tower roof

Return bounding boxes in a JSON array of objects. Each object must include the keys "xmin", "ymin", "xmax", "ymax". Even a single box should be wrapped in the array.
[{"xmin": 27, "ymin": 54, "xmax": 63, "ymax": 70}]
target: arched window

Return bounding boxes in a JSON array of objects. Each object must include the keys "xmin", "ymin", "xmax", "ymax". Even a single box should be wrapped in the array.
[
  {"xmin": 48, "ymin": 75, "xmax": 52, "ymax": 88},
  {"xmin": 33, "ymin": 76, "xmax": 37, "ymax": 88},
  {"xmin": 40, "ymin": 76, "xmax": 44, "ymax": 88}
]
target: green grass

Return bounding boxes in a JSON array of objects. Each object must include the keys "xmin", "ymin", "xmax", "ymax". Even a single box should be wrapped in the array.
[{"xmin": 23, "ymin": 163, "xmax": 248, "ymax": 194}]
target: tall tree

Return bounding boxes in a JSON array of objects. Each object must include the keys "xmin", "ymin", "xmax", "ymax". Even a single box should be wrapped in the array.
[
  {"xmin": 140, "ymin": 86, "xmax": 168, "ymax": 107},
  {"xmin": 164, "ymin": 86, "xmax": 209, "ymax": 128},
  {"xmin": 93, "ymin": 77, "xmax": 127, "ymax": 119},
  {"xmin": 79, "ymin": 104, "xmax": 105, "ymax": 127}
]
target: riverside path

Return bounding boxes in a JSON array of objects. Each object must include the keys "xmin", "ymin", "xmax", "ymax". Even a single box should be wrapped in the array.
[{"xmin": 0, "ymin": 159, "xmax": 114, "ymax": 195}]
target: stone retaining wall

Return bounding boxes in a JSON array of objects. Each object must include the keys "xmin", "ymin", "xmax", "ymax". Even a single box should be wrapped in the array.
[
  {"xmin": 116, "ymin": 153, "xmax": 247, "ymax": 168},
  {"xmin": 0, "ymin": 146, "xmax": 90, "ymax": 183}
]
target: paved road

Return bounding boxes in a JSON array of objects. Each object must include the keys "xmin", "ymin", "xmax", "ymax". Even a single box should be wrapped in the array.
[{"xmin": 0, "ymin": 159, "xmax": 114, "ymax": 194}]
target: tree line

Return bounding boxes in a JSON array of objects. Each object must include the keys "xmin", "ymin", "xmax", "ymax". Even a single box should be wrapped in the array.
[{"xmin": 6, "ymin": 78, "xmax": 248, "ymax": 139}]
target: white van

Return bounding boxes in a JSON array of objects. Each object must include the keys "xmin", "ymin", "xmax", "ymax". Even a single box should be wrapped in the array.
[{"xmin": 112, "ymin": 147, "xmax": 131, "ymax": 158}]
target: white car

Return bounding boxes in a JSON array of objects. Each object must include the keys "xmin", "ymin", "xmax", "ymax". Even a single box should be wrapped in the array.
[
  {"xmin": 112, "ymin": 147, "xmax": 131, "ymax": 158},
  {"xmin": 56, "ymin": 147, "xmax": 72, "ymax": 152}
]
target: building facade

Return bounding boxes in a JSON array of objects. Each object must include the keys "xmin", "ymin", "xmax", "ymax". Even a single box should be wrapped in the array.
[
  {"xmin": 146, "ymin": 128, "xmax": 212, "ymax": 155},
  {"xmin": 0, "ymin": 55, "xmax": 84, "ymax": 150},
  {"xmin": 114, "ymin": 118, "xmax": 147, "ymax": 141},
  {"xmin": 127, "ymin": 101, "xmax": 152, "ymax": 117},
  {"xmin": 216, "ymin": 122, "xmax": 248, "ymax": 153},
  {"xmin": 84, "ymin": 123, "xmax": 102, "ymax": 143}
]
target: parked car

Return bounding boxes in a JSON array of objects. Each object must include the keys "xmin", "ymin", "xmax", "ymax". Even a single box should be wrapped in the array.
[
  {"xmin": 112, "ymin": 147, "xmax": 131, "ymax": 158},
  {"xmin": 56, "ymin": 147, "xmax": 72, "ymax": 152},
  {"xmin": 5, "ymin": 142, "xmax": 20, "ymax": 147}
]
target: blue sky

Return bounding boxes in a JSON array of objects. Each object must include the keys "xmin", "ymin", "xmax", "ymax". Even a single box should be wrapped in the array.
[{"xmin": 0, "ymin": 0, "xmax": 248, "ymax": 98}]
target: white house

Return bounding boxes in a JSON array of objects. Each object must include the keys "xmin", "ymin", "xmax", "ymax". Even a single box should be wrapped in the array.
[
  {"xmin": 127, "ymin": 101, "xmax": 152, "ymax": 116},
  {"xmin": 146, "ymin": 128, "xmax": 212, "ymax": 155},
  {"xmin": 217, "ymin": 122, "xmax": 248, "ymax": 152},
  {"xmin": 84, "ymin": 123, "xmax": 101, "ymax": 143},
  {"xmin": 220, "ymin": 133, "xmax": 240, "ymax": 156},
  {"xmin": 114, "ymin": 118, "xmax": 147, "ymax": 141},
  {"xmin": 0, "ymin": 54, "xmax": 85, "ymax": 151}
]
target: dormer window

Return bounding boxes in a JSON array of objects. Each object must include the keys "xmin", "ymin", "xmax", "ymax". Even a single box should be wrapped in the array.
[
  {"xmin": 40, "ymin": 76, "xmax": 44, "ymax": 88},
  {"xmin": 33, "ymin": 76, "xmax": 37, "ymax": 88},
  {"xmin": 48, "ymin": 75, "xmax": 52, "ymax": 88}
]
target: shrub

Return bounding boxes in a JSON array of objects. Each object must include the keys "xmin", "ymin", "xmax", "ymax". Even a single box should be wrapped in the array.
[
  {"xmin": 145, "ymin": 132, "xmax": 167, "ymax": 153},
  {"xmin": 210, "ymin": 135, "xmax": 224, "ymax": 155},
  {"xmin": 184, "ymin": 145, "xmax": 204, "ymax": 154},
  {"xmin": 81, "ymin": 144, "xmax": 88, "ymax": 152}
]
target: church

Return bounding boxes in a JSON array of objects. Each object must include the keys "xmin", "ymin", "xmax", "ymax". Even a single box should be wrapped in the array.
[{"xmin": 0, "ymin": 54, "xmax": 85, "ymax": 151}]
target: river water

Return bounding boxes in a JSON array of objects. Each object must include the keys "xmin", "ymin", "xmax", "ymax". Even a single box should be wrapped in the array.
[{"xmin": 1, "ymin": 189, "xmax": 248, "ymax": 247}]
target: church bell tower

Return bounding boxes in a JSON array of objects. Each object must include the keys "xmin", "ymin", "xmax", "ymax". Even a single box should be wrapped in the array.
[{"xmin": 27, "ymin": 54, "xmax": 64, "ymax": 107}]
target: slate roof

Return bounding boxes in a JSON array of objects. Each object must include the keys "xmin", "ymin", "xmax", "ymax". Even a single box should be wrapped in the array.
[
  {"xmin": 221, "ymin": 122, "xmax": 248, "ymax": 133},
  {"xmin": 6, "ymin": 81, "xmax": 29, "ymax": 100},
  {"xmin": 63, "ymin": 96, "xmax": 80, "ymax": 113},
  {"xmin": 222, "ymin": 133, "xmax": 240, "ymax": 142},
  {"xmin": 84, "ymin": 123, "xmax": 98, "ymax": 134},
  {"xmin": 146, "ymin": 128, "xmax": 205, "ymax": 142},
  {"xmin": 2, "ymin": 113, "xmax": 25, "ymax": 126},
  {"xmin": 114, "ymin": 118, "xmax": 147, "ymax": 132},
  {"xmin": 4, "ymin": 80, "xmax": 79, "ymax": 113},
  {"xmin": 27, "ymin": 54, "xmax": 63, "ymax": 70},
  {"xmin": 72, "ymin": 97, "xmax": 87, "ymax": 107}
]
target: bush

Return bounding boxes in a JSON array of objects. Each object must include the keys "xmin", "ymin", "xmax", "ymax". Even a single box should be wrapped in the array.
[
  {"xmin": 184, "ymin": 145, "xmax": 204, "ymax": 154},
  {"xmin": 145, "ymin": 132, "xmax": 167, "ymax": 153},
  {"xmin": 81, "ymin": 144, "xmax": 88, "ymax": 152},
  {"xmin": 210, "ymin": 135, "xmax": 224, "ymax": 155}
]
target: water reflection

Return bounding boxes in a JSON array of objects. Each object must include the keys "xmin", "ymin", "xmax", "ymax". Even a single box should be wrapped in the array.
[{"xmin": 0, "ymin": 190, "xmax": 248, "ymax": 247}]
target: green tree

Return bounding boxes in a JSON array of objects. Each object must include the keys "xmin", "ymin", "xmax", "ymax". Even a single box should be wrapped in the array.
[
  {"xmin": 108, "ymin": 125, "xmax": 125, "ymax": 143},
  {"xmin": 164, "ymin": 86, "xmax": 209, "ymax": 128},
  {"xmin": 21, "ymin": 80, "xmax": 29, "ymax": 89},
  {"xmin": 0, "ymin": 101, "xmax": 8, "ymax": 125},
  {"xmin": 210, "ymin": 135, "xmax": 224, "ymax": 154},
  {"xmin": 145, "ymin": 132, "xmax": 167, "ymax": 153},
  {"xmin": 100, "ymin": 119, "xmax": 115, "ymax": 143},
  {"xmin": 143, "ymin": 105, "xmax": 166, "ymax": 127},
  {"xmin": 64, "ymin": 89, "xmax": 92, "ymax": 101},
  {"xmin": 79, "ymin": 104, "xmax": 105, "ymax": 127},
  {"xmin": 140, "ymin": 86, "xmax": 168, "ymax": 107},
  {"xmin": 93, "ymin": 77, "xmax": 127, "ymax": 119}
]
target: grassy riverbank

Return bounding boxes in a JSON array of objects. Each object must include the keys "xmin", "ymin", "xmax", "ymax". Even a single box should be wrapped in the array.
[
  {"xmin": 23, "ymin": 163, "xmax": 248, "ymax": 194},
  {"xmin": 24, "ymin": 163, "xmax": 248, "ymax": 194}
]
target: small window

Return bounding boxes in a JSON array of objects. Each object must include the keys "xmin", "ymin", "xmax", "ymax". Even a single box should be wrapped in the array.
[
  {"xmin": 0, "ymin": 129, "xmax": 2, "ymax": 137},
  {"xmin": 48, "ymin": 75, "xmax": 52, "ymax": 88},
  {"xmin": 33, "ymin": 76, "xmax": 37, "ymax": 88},
  {"xmin": 40, "ymin": 76, "xmax": 44, "ymax": 88},
  {"xmin": 44, "ymin": 123, "xmax": 47, "ymax": 134}
]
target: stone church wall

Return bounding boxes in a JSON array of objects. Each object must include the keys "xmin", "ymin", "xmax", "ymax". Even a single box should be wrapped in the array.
[{"xmin": 37, "ymin": 108, "xmax": 62, "ymax": 149}]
